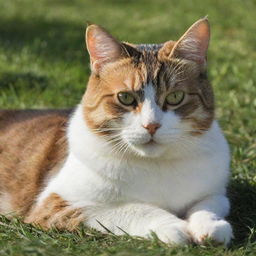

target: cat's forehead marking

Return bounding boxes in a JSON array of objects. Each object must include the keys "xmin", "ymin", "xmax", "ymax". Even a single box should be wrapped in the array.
[
  {"xmin": 131, "ymin": 46, "xmax": 182, "ymax": 93},
  {"xmin": 116, "ymin": 46, "xmax": 180, "ymax": 94}
]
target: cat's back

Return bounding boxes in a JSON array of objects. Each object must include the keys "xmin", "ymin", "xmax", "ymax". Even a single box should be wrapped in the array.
[
  {"xmin": 0, "ymin": 109, "xmax": 71, "ymax": 130},
  {"xmin": 0, "ymin": 109, "xmax": 73, "ymax": 215}
]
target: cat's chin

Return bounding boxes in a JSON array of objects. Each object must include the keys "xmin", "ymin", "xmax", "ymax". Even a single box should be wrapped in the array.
[{"xmin": 129, "ymin": 141, "xmax": 167, "ymax": 158}]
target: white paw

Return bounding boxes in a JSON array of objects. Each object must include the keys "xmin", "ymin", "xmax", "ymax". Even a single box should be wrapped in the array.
[
  {"xmin": 150, "ymin": 221, "xmax": 191, "ymax": 245},
  {"xmin": 188, "ymin": 218, "xmax": 233, "ymax": 245}
]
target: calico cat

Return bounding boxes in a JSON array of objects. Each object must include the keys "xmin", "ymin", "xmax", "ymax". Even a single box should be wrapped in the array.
[{"xmin": 0, "ymin": 18, "xmax": 233, "ymax": 245}]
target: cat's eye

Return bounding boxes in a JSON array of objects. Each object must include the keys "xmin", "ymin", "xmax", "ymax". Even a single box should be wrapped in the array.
[
  {"xmin": 117, "ymin": 92, "xmax": 136, "ymax": 106},
  {"xmin": 166, "ymin": 91, "xmax": 185, "ymax": 106}
]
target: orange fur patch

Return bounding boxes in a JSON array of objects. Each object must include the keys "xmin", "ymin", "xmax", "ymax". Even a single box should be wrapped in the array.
[
  {"xmin": 25, "ymin": 193, "xmax": 84, "ymax": 231},
  {"xmin": 0, "ymin": 110, "xmax": 71, "ymax": 215}
]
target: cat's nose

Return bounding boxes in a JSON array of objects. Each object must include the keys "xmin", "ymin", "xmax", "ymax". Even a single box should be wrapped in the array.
[{"xmin": 143, "ymin": 123, "xmax": 161, "ymax": 135}]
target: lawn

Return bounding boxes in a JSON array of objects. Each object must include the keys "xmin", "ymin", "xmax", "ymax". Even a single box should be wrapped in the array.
[{"xmin": 0, "ymin": 0, "xmax": 256, "ymax": 255}]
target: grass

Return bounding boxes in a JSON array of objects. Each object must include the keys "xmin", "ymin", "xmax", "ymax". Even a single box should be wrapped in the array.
[{"xmin": 0, "ymin": 0, "xmax": 256, "ymax": 255}]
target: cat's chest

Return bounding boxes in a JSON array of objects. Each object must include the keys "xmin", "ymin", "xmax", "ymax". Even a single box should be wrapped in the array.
[
  {"xmin": 43, "ymin": 153, "xmax": 226, "ymax": 215},
  {"xmin": 118, "ymin": 159, "xmax": 217, "ymax": 212}
]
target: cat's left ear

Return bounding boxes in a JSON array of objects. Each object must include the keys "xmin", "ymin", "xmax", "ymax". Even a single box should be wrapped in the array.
[{"xmin": 160, "ymin": 18, "xmax": 210, "ymax": 66}]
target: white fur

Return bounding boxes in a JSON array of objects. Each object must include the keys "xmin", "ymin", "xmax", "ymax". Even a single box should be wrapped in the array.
[{"xmin": 37, "ymin": 85, "xmax": 232, "ymax": 245}]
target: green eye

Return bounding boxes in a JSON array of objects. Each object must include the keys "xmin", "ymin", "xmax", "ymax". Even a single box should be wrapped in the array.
[
  {"xmin": 117, "ymin": 92, "xmax": 136, "ymax": 106},
  {"xmin": 166, "ymin": 91, "xmax": 185, "ymax": 105}
]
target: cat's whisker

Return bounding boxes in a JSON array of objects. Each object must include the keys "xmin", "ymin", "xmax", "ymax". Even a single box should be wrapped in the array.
[
  {"xmin": 91, "ymin": 134, "xmax": 121, "ymax": 143},
  {"xmin": 118, "ymin": 143, "xmax": 130, "ymax": 164},
  {"xmin": 90, "ymin": 130, "xmax": 122, "ymax": 139},
  {"xmin": 101, "ymin": 137, "xmax": 123, "ymax": 149},
  {"xmin": 116, "ymin": 142, "xmax": 128, "ymax": 156},
  {"xmin": 111, "ymin": 143, "xmax": 129, "ymax": 158},
  {"xmin": 91, "ymin": 127, "xmax": 124, "ymax": 134},
  {"xmin": 108, "ymin": 139, "xmax": 127, "ymax": 155}
]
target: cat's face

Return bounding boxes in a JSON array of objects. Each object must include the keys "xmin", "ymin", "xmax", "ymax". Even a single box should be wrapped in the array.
[{"xmin": 83, "ymin": 19, "xmax": 214, "ymax": 158}]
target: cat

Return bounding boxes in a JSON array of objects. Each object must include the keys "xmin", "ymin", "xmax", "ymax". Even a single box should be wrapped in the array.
[{"xmin": 0, "ymin": 18, "xmax": 233, "ymax": 245}]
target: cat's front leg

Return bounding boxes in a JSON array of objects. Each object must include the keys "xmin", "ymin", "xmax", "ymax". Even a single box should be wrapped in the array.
[
  {"xmin": 26, "ymin": 194, "xmax": 190, "ymax": 244},
  {"xmin": 85, "ymin": 203, "xmax": 191, "ymax": 245},
  {"xmin": 186, "ymin": 195, "xmax": 233, "ymax": 245}
]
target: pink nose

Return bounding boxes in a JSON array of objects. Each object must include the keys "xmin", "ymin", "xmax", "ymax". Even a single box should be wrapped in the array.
[{"xmin": 143, "ymin": 123, "xmax": 161, "ymax": 135}]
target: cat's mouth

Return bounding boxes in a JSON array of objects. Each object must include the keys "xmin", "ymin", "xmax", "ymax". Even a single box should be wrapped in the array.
[
  {"xmin": 129, "ymin": 138, "xmax": 166, "ymax": 158},
  {"xmin": 142, "ymin": 138, "xmax": 158, "ymax": 146}
]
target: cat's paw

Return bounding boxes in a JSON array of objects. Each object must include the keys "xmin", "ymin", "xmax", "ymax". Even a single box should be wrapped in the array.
[
  {"xmin": 150, "ymin": 221, "xmax": 191, "ymax": 245},
  {"xmin": 188, "ymin": 218, "xmax": 233, "ymax": 245}
]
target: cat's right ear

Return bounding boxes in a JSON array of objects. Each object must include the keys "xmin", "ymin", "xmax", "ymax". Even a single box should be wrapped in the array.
[
  {"xmin": 86, "ymin": 25, "xmax": 126, "ymax": 74},
  {"xmin": 159, "ymin": 18, "xmax": 210, "ymax": 67}
]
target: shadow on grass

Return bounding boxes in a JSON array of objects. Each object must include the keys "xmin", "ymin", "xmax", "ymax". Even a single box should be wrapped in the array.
[
  {"xmin": 0, "ymin": 17, "xmax": 88, "ymax": 63},
  {"xmin": 228, "ymin": 178, "xmax": 256, "ymax": 245},
  {"xmin": 0, "ymin": 72, "xmax": 49, "ymax": 91}
]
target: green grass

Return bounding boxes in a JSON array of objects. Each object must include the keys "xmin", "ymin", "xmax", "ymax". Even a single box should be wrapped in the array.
[{"xmin": 0, "ymin": 0, "xmax": 256, "ymax": 255}]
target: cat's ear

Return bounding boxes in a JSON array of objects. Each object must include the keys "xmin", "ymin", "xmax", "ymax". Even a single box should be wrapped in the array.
[
  {"xmin": 160, "ymin": 18, "xmax": 210, "ymax": 65},
  {"xmin": 86, "ymin": 24, "xmax": 126, "ymax": 73}
]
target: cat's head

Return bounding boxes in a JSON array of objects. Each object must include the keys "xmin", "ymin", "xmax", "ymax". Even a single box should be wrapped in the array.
[{"xmin": 82, "ymin": 18, "xmax": 214, "ymax": 158}]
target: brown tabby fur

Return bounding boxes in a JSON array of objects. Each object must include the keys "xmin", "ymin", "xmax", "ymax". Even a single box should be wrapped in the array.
[
  {"xmin": 0, "ymin": 19, "xmax": 214, "ymax": 230},
  {"xmin": 0, "ymin": 110, "xmax": 71, "ymax": 215}
]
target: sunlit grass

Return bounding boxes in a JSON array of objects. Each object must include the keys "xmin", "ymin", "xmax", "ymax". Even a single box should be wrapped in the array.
[{"xmin": 0, "ymin": 0, "xmax": 255, "ymax": 255}]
